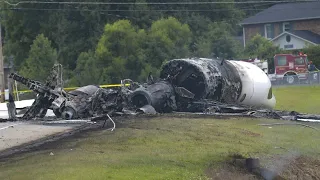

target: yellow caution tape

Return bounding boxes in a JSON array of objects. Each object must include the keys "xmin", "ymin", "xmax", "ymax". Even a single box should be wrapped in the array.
[
  {"xmin": 100, "ymin": 84, "xmax": 130, "ymax": 88},
  {"xmin": 0, "ymin": 83, "xmax": 131, "ymax": 95}
]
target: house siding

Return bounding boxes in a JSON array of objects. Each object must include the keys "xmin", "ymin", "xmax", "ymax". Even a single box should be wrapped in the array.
[
  {"xmin": 244, "ymin": 24, "xmax": 264, "ymax": 44},
  {"xmin": 293, "ymin": 19, "xmax": 320, "ymax": 35},
  {"xmin": 244, "ymin": 18, "xmax": 320, "ymax": 46},
  {"xmin": 274, "ymin": 23, "xmax": 282, "ymax": 37},
  {"xmin": 273, "ymin": 34, "xmax": 314, "ymax": 50},
  {"xmin": 244, "ymin": 23, "xmax": 282, "ymax": 45}
]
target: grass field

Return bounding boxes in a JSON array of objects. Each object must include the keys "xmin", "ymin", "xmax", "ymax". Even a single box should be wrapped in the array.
[
  {"xmin": 0, "ymin": 85, "xmax": 320, "ymax": 180},
  {"xmin": 273, "ymin": 85, "xmax": 320, "ymax": 114}
]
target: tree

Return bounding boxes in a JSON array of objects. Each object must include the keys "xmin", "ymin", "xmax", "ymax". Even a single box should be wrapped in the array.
[
  {"xmin": 1, "ymin": 0, "xmax": 111, "ymax": 71},
  {"xmin": 244, "ymin": 34, "xmax": 281, "ymax": 60},
  {"xmin": 70, "ymin": 51, "xmax": 101, "ymax": 86},
  {"xmin": 19, "ymin": 34, "xmax": 58, "ymax": 82},
  {"xmin": 42, "ymin": 9, "xmax": 108, "ymax": 70},
  {"xmin": 0, "ymin": 0, "xmax": 254, "ymax": 79},
  {"xmin": 127, "ymin": 0, "xmax": 161, "ymax": 29},
  {"xmin": 194, "ymin": 22, "xmax": 242, "ymax": 59},
  {"xmin": 148, "ymin": 0, "xmax": 244, "ymax": 26},
  {"xmin": 2, "ymin": 7, "xmax": 44, "ymax": 69},
  {"xmin": 96, "ymin": 20, "xmax": 146, "ymax": 83},
  {"xmin": 302, "ymin": 45, "xmax": 320, "ymax": 66},
  {"xmin": 2, "ymin": 0, "xmax": 279, "ymax": 85},
  {"xmin": 145, "ymin": 17, "xmax": 192, "ymax": 67},
  {"xmin": 94, "ymin": 17, "xmax": 192, "ymax": 83},
  {"xmin": 139, "ymin": 17, "xmax": 192, "ymax": 79}
]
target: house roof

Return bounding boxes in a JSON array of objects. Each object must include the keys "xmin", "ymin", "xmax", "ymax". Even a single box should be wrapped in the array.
[
  {"xmin": 240, "ymin": 1, "xmax": 320, "ymax": 25},
  {"xmin": 271, "ymin": 30, "xmax": 320, "ymax": 44}
]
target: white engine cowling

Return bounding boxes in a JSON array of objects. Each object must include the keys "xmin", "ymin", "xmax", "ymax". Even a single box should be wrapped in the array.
[
  {"xmin": 228, "ymin": 60, "xmax": 276, "ymax": 109},
  {"xmin": 160, "ymin": 58, "xmax": 276, "ymax": 110}
]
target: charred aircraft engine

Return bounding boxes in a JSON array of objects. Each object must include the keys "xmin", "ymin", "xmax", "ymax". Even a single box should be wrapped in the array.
[
  {"xmin": 52, "ymin": 85, "xmax": 101, "ymax": 119},
  {"xmin": 159, "ymin": 58, "xmax": 276, "ymax": 109},
  {"xmin": 130, "ymin": 80, "xmax": 177, "ymax": 113}
]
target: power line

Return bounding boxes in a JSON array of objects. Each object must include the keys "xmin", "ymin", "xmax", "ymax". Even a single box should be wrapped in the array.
[
  {"xmin": 3, "ymin": 7, "xmax": 268, "ymax": 12},
  {"xmin": 1, "ymin": 0, "xmax": 318, "ymax": 6},
  {"xmin": 3, "ymin": 4, "xmax": 320, "ymax": 12}
]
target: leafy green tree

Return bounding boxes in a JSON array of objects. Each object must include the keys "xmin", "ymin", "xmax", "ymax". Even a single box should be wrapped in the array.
[
  {"xmin": 244, "ymin": 34, "xmax": 281, "ymax": 60},
  {"xmin": 145, "ymin": 17, "xmax": 192, "ymax": 67},
  {"xmin": 127, "ymin": 0, "xmax": 161, "ymax": 29},
  {"xmin": 96, "ymin": 20, "xmax": 146, "ymax": 83},
  {"xmin": 1, "ymin": 0, "xmax": 111, "ymax": 71},
  {"xmin": 194, "ymin": 22, "xmax": 242, "ymax": 59},
  {"xmin": 302, "ymin": 45, "xmax": 320, "ymax": 66},
  {"xmin": 19, "ymin": 34, "xmax": 57, "ymax": 82},
  {"xmin": 148, "ymin": 0, "xmax": 244, "ymax": 26},
  {"xmin": 42, "ymin": 10, "xmax": 108, "ymax": 70},
  {"xmin": 94, "ymin": 17, "xmax": 192, "ymax": 83},
  {"xmin": 70, "ymin": 51, "xmax": 101, "ymax": 86},
  {"xmin": 2, "ymin": 7, "xmax": 44, "ymax": 69},
  {"xmin": 1, "ymin": 0, "xmax": 278, "ymax": 85},
  {"xmin": 0, "ymin": 0, "xmax": 254, "ymax": 81},
  {"xmin": 139, "ymin": 17, "xmax": 192, "ymax": 80}
]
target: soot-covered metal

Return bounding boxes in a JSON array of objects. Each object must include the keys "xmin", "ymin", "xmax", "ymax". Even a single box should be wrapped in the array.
[
  {"xmin": 160, "ymin": 58, "xmax": 242, "ymax": 103},
  {"xmin": 9, "ymin": 57, "xmax": 320, "ymax": 122},
  {"xmin": 130, "ymin": 80, "xmax": 177, "ymax": 113}
]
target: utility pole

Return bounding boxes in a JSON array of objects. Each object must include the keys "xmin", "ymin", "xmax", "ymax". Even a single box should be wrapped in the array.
[{"xmin": 0, "ymin": 22, "xmax": 5, "ymax": 102}]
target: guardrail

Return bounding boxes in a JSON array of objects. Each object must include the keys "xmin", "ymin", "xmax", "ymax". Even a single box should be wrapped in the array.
[{"xmin": 269, "ymin": 71, "xmax": 320, "ymax": 86}]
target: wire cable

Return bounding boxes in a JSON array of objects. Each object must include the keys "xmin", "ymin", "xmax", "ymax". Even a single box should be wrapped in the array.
[
  {"xmin": 5, "ymin": 7, "xmax": 319, "ymax": 12},
  {"xmin": 0, "ymin": 7, "xmax": 269, "ymax": 12},
  {"xmin": 1, "ymin": 0, "xmax": 318, "ymax": 6}
]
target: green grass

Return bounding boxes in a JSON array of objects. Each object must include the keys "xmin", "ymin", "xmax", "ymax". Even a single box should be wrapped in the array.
[
  {"xmin": 273, "ymin": 85, "xmax": 320, "ymax": 114},
  {"xmin": 0, "ymin": 118, "xmax": 319, "ymax": 180},
  {"xmin": 0, "ymin": 86, "xmax": 320, "ymax": 180}
]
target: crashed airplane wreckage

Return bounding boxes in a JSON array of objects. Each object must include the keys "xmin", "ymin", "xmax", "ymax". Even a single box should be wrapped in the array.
[{"xmin": 9, "ymin": 58, "xmax": 320, "ymax": 122}]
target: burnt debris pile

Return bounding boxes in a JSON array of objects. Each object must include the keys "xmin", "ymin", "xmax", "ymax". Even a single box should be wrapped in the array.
[{"xmin": 8, "ymin": 58, "xmax": 320, "ymax": 122}]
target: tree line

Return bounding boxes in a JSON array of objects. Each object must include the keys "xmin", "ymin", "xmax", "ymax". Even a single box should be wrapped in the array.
[
  {"xmin": 1, "ymin": 0, "xmax": 319, "ymax": 87},
  {"xmin": 19, "ymin": 17, "xmax": 244, "ymax": 86}
]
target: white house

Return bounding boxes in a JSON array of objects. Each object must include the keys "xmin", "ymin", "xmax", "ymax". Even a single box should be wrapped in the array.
[{"xmin": 271, "ymin": 30, "xmax": 320, "ymax": 50}]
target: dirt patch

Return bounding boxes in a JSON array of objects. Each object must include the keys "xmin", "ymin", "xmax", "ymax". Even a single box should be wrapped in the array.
[
  {"xmin": 206, "ymin": 163, "xmax": 262, "ymax": 180},
  {"xmin": 206, "ymin": 154, "xmax": 320, "ymax": 180},
  {"xmin": 277, "ymin": 156, "xmax": 320, "ymax": 180}
]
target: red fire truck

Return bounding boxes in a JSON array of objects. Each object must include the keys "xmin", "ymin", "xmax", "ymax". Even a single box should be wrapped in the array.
[
  {"xmin": 237, "ymin": 53, "xmax": 317, "ymax": 84},
  {"xmin": 267, "ymin": 53, "xmax": 314, "ymax": 84}
]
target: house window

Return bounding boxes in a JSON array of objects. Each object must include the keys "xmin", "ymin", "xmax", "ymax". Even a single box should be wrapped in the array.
[
  {"xmin": 286, "ymin": 35, "xmax": 291, "ymax": 42},
  {"xmin": 284, "ymin": 44, "xmax": 294, "ymax": 49},
  {"xmin": 283, "ymin": 22, "xmax": 290, "ymax": 32},
  {"xmin": 264, "ymin": 24, "xmax": 272, "ymax": 39}
]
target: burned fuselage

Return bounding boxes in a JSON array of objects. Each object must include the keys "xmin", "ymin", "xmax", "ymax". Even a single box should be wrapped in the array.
[
  {"xmin": 160, "ymin": 58, "xmax": 243, "ymax": 103},
  {"xmin": 10, "ymin": 57, "xmax": 276, "ymax": 120},
  {"xmin": 159, "ymin": 58, "xmax": 276, "ymax": 109}
]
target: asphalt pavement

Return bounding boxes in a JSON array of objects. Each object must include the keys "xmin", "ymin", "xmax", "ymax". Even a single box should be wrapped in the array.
[{"xmin": 0, "ymin": 121, "xmax": 83, "ymax": 152}]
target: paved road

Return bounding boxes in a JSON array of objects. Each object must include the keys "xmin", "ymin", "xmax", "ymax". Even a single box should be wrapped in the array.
[
  {"xmin": 0, "ymin": 121, "xmax": 84, "ymax": 152},
  {"xmin": 0, "ymin": 99, "xmax": 91, "ymax": 154}
]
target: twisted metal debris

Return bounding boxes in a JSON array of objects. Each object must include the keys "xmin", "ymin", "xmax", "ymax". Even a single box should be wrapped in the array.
[{"xmin": 9, "ymin": 58, "xmax": 320, "ymax": 122}]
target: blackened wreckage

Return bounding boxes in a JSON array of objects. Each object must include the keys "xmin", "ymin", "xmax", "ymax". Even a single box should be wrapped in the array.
[{"xmin": 9, "ymin": 58, "xmax": 320, "ymax": 122}]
